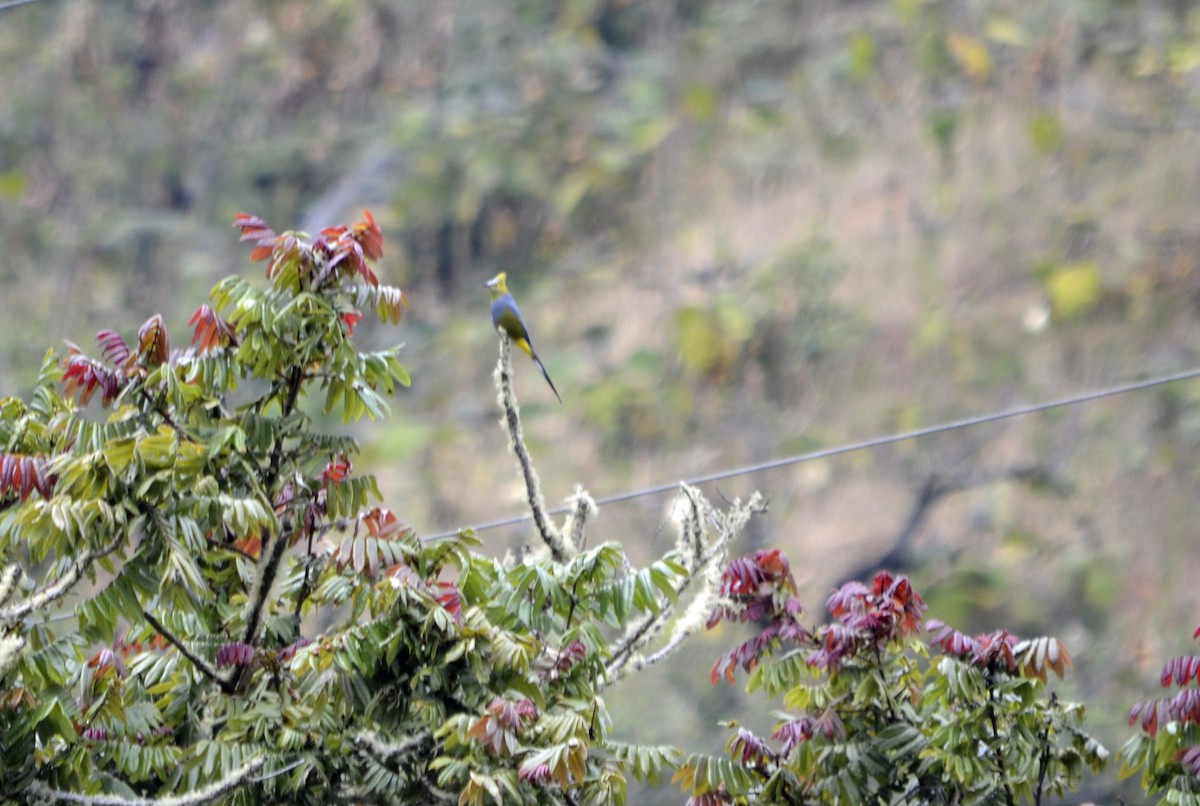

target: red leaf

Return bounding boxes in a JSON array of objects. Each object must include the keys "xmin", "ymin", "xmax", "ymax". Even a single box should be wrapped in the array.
[
  {"xmin": 233, "ymin": 213, "xmax": 275, "ymax": 243},
  {"xmin": 216, "ymin": 642, "xmax": 256, "ymax": 668},
  {"xmin": 0, "ymin": 454, "xmax": 55, "ymax": 501},
  {"xmin": 1176, "ymin": 745, "xmax": 1200, "ymax": 778},
  {"xmin": 62, "ymin": 350, "xmax": 124, "ymax": 406},
  {"xmin": 135, "ymin": 314, "xmax": 169, "ymax": 367},
  {"xmin": 340, "ymin": 311, "xmax": 363, "ymax": 336},
  {"xmin": 188, "ymin": 305, "xmax": 237, "ymax": 353},
  {"xmin": 435, "ymin": 581, "xmax": 464, "ymax": 625},
  {"xmin": 353, "ymin": 209, "xmax": 384, "ymax": 261},
  {"xmin": 94, "ymin": 330, "xmax": 130, "ymax": 367},
  {"xmin": 729, "ymin": 728, "xmax": 773, "ymax": 766},
  {"xmin": 322, "ymin": 453, "xmax": 352, "ymax": 484},
  {"xmin": 235, "ymin": 534, "xmax": 261, "ymax": 560}
]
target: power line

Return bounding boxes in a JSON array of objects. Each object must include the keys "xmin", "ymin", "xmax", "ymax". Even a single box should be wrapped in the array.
[
  {"xmin": 28, "ymin": 366, "xmax": 1200, "ymax": 625},
  {"xmin": 423, "ymin": 366, "xmax": 1200, "ymax": 540},
  {"xmin": 0, "ymin": 0, "xmax": 46, "ymax": 12}
]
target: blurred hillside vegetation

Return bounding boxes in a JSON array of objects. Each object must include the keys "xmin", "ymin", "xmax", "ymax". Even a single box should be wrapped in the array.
[{"xmin": 5, "ymin": 0, "xmax": 1200, "ymax": 799}]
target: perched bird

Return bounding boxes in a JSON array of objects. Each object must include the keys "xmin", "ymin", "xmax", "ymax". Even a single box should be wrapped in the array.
[{"xmin": 486, "ymin": 272, "xmax": 562, "ymax": 403}]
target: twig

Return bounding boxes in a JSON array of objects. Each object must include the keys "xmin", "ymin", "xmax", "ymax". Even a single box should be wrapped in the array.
[
  {"xmin": 143, "ymin": 609, "xmax": 235, "ymax": 695},
  {"xmin": 986, "ymin": 676, "xmax": 1017, "ymax": 806},
  {"xmin": 352, "ymin": 728, "xmax": 431, "ymax": 761},
  {"xmin": 25, "ymin": 756, "xmax": 267, "ymax": 805},
  {"xmin": 605, "ymin": 486, "xmax": 766, "ymax": 683},
  {"xmin": 0, "ymin": 564, "xmax": 21, "ymax": 608},
  {"xmin": 250, "ymin": 757, "xmax": 308, "ymax": 784},
  {"xmin": 1033, "ymin": 693, "xmax": 1057, "ymax": 806},
  {"xmin": 239, "ymin": 518, "xmax": 292, "ymax": 649},
  {"xmin": 0, "ymin": 531, "xmax": 125, "ymax": 623},
  {"xmin": 562, "ymin": 486, "xmax": 597, "ymax": 552}
]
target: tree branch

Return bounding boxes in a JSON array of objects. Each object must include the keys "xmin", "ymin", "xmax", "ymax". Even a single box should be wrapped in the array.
[
  {"xmin": 24, "ymin": 756, "xmax": 267, "ymax": 806},
  {"xmin": 605, "ymin": 485, "xmax": 766, "ymax": 684},
  {"xmin": 0, "ymin": 531, "xmax": 125, "ymax": 623},
  {"xmin": 239, "ymin": 517, "xmax": 292, "ymax": 650},
  {"xmin": 493, "ymin": 335, "xmax": 571, "ymax": 562},
  {"xmin": 839, "ymin": 464, "xmax": 1048, "ymax": 586},
  {"xmin": 142, "ymin": 609, "xmax": 235, "ymax": 695}
]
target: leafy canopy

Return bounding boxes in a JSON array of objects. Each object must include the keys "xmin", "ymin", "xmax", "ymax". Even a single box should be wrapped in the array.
[{"xmin": 0, "ymin": 211, "xmax": 723, "ymax": 805}]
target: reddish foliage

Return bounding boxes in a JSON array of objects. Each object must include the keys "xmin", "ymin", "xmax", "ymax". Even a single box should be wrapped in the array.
[
  {"xmin": 729, "ymin": 728, "xmax": 774, "ymax": 767},
  {"xmin": 340, "ymin": 310, "xmax": 363, "ymax": 336},
  {"xmin": 116, "ymin": 630, "xmax": 168, "ymax": 657},
  {"xmin": 719, "ymin": 549, "xmax": 797, "ymax": 599},
  {"xmin": 86, "ymin": 647, "xmax": 125, "ymax": 679},
  {"xmin": 518, "ymin": 762, "xmax": 552, "ymax": 784},
  {"xmin": 772, "ymin": 709, "xmax": 846, "ymax": 756},
  {"xmin": 233, "ymin": 213, "xmax": 281, "ymax": 263},
  {"xmin": 1177, "ymin": 745, "xmax": 1200, "ymax": 778},
  {"xmin": 1162, "ymin": 656, "xmax": 1200, "ymax": 688},
  {"xmin": 928, "ymin": 620, "xmax": 1021, "ymax": 673},
  {"xmin": 135, "ymin": 314, "xmax": 170, "ymax": 367},
  {"xmin": 553, "ymin": 639, "xmax": 588, "ymax": 673},
  {"xmin": 81, "ymin": 726, "xmax": 109, "ymax": 743},
  {"xmin": 335, "ymin": 508, "xmax": 413, "ymax": 576},
  {"xmin": 322, "ymin": 453, "xmax": 352, "ymax": 484},
  {"xmin": 434, "ymin": 581, "xmax": 464, "ymax": 626},
  {"xmin": 824, "ymin": 571, "xmax": 926, "ymax": 643},
  {"xmin": 351, "ymin": 209, "xmax": 384, "ymax": 261},
  {"xmin": 1131, "ymin": 681, "xmax": 1200, "ymax": 738},
  {"xmin": 61, "ymin": 317, "xmax": 176, "ymax": 405},
  {"xmin": 360, "ymin": 507, "xmax": 410, "ymax": 539},
  {"xmin": 278, "ymin": 637, "xmax": 312, "ymax": 664},
  {"xmin": 273, "ymin": 482, "xmax": 294, "ymax": 513},
  {"xmin": 974, "ymin": 630, "xmax": 1019, "ymax": 673},
  {"xmin": 95, "ymin": 330, "xmax": 130, "ymax": 367},
  {"xmin": 188, "ymin": 305, "xmax": 238, "ymax": 353},
  {"xmin": 806, "ymin": 572, "xmax": 927, "ymax": 674},
  {"xmin": 709, "ymin": 549, "xmax": 810, "ymax": 684},
  {"xmin": 315, "ymin": 209, "xmax": 384, "ymax": 287},
  {"xmin": 708, "ymin": 549, "xmax": 802, "ymax": 629},
  {"xmin": 808, "ymin": 624, "xmax": 863, "ymax": 674},
  {"xmin": 215, "ymin": 642, "xmax": 256, "ymax": 668},
  {"xmin": 467, "ymin": 697, "xmax": 538, "ymax": 756},
  {"xmin": 686, "ymin": 788, "xmax": 733, "ymax": 806},
  {"xmin": 926, "ymin": 620, "xmax": 980, "ymax": 657},
  {"xmin": 711, "ymin": 619, "xmax": 811, "ymax": 684},
  {"xmin": 234, "ymin": 533, "xmax": 262, "ymax": 560},
  {"xmin": 1018, "ymin": 636, "xmax": 1073, "ymax": 681},
  {"xmin": 61, "ymin": 348, "xmax": 124, "ymax": 406},
  {"xmin": 0, "ymin": 454, "xmax": 53, "ymax": 501}
]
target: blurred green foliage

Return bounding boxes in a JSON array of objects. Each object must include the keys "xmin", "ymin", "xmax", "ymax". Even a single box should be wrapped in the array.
[{"xmin": 1045, "ymin": 262, "xmax": 1104, "ymax": 321}]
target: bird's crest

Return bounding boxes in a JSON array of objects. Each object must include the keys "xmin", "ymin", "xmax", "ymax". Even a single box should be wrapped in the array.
[{"xmin": 485, "ymin": 272, "xmax": 509, "ymax": 295}]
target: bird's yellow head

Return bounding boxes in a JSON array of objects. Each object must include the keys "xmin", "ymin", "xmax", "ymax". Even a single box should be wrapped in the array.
[{"xmin": 485, "ymin": 272, "xmax": 510, "ymax": 299}]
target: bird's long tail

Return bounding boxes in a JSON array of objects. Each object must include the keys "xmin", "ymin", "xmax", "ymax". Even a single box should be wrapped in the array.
[{"xmin": 533, "ymin": 354, "xmax": 563, "ymax": 403}]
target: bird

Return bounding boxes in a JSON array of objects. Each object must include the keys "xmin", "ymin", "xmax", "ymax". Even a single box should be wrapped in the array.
[{"xmin": 485, "ymin": 272, "xmax": 562, "ymax": 403}]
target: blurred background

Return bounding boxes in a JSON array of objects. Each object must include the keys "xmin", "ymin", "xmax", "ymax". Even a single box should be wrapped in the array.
[{"xmin": 5, "ymin": 0, "xmax": 1200, "ymax": 799}]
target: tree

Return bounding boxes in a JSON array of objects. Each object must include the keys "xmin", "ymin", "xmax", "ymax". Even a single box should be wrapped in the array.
[
  {"xmin": 1123, "ymin": 624, "xmax": 1200, "ymax": 804},
  {"xmin": 684, "ymin": 557, "xmax": 1108, "ymax": 804},
  {"xmin": 0, "ymin": 211, "xmax": 749, "ymax": 804}
]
